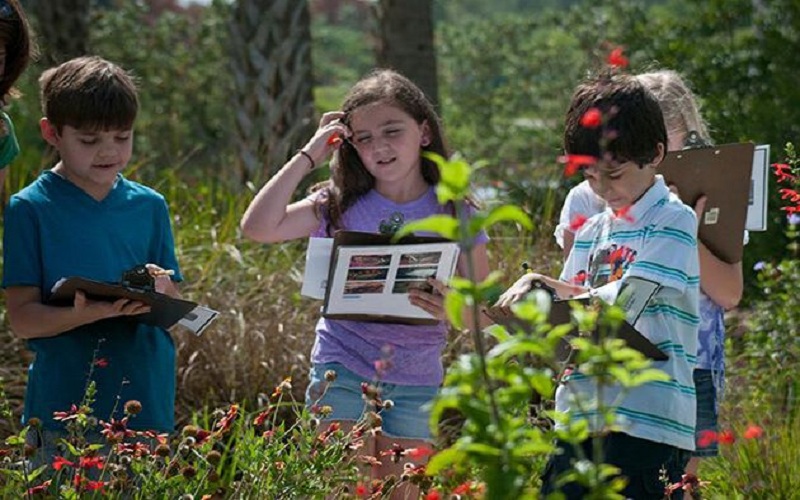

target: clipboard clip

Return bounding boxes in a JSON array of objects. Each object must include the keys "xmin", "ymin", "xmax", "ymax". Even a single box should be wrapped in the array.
[
  {"xmin": 682, "ymin": 130, "xmax": 711, "ymax": 150},
  {"xmin": 120, "ymin": 265, "xmax": 155, "ymax": 292}
]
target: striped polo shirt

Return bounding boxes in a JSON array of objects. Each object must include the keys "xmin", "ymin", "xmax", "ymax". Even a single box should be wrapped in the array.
[{"xmin": 557, "ymin": 175, "xmax": 700, "ymax": 451}]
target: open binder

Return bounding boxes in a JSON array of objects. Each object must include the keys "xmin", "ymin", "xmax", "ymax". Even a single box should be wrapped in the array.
[
  {"xmin": 483, "ymin": 298, "xmax": 668, "ymax": 361},
  {"xmin": 659, "ymin": 142, "xmax": 755, "ymax": 264},
  {"xmin": 48, "ymin": 266, "xmax": 217, "ymax": 334},
  {"xmin": 321, "ymin": 231, "xmax": 460, "ymax": 324}
]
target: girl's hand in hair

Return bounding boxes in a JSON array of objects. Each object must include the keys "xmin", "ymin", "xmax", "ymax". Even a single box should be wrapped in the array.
[{"xmin": 299, "ymin": 111, "xmax": 351, "ymax": 169}]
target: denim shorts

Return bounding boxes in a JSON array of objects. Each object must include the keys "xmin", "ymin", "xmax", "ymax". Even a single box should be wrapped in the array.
[
  {"xmin": 305, "ymin": 362, "xmax": 438, "ymax": 440},
  {"xmin": 693, "ymin": 369, "xmax": 719, "ymax": 457}
]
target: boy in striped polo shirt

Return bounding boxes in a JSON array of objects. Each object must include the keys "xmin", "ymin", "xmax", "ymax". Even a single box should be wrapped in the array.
[{"xmin": 498, "ymin": 73, "xmax": 699, "ymax": 499}]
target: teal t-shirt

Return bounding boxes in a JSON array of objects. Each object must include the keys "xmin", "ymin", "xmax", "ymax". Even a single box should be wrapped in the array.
[
  {"xmin": 0, "ymin": 111, "xmax": 20, "ymax": 169},
  {"xmin": 2, "ymin": 171, "xmax": 182, "ymax": 432}
]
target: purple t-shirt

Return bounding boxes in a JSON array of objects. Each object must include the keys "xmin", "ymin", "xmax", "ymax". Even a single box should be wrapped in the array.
[{"xmin": 309, "ymin": 186, "xmax": 487, "ymax": 386}]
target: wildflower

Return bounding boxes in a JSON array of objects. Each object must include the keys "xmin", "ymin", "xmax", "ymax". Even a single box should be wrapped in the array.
[
  {"xmin": 789, "ymin": 213, "xmax": 800, "ymax": 225},
  {"xmin": 182, "ymin": 424, "xmax": 199, "ymax": 437},
  {"xmin": 743, "ymin": 424, "xmax": 764, "ymax": 439},
  {"xmin": 570, "ymin": 270, "xmax": 588, "ymax": 285},
  {"xmin": 275, "ymin": 461, "xmax": 285, "ymax": 470},
  {"xmin": 718, "ymin": 430, "xmax": 735, "ymax": 445},
  {"xmin": 424, "ymin": 491, "xmax": 441, "ymax": 500},
  {"xmin": 53, "ymin": 404, "xmax": 82, "ymax": 422},
  {"xmin": 580, "ymin": 107, "xmax": 603, "ymax": 128},
  {"xmin": 27, "ymin": 480, "xmax": 51, "ymax": 496},
  {"xmin": 361, "ymin": 382, "xmax": 380, "ymax": 400},
  {"xmin": 404, "ymin": 446, "xmax": 434, "ymax": 460},
  {"xmin": 318, "ymin": 405, "xmax": 333, "ymax": 417},
  {"xmin": 100, "ymin": 417, "xmax": 135, "ymax": 443},
  {"xmin": 453, "ymin": 481, "xmax": 473, "ymax": 495},
  {"xmin": 155, "ymin": 443, "xmax": 171, "ymax": 457},
  {"xmin": 206, "ymin": 450, "xmax": 222, "ymax": 465},
  {"xmin": 772, "ymin": 162, "xmax": 795, "ymax": 183},
  {"xmin": 382, "ymin": 399, "xmax": 394, "ymax": 410},
  {"xmin": 124, "ymin": 400, "xmax": 142, "ymax": 415},
  {"xmin": 613, "ymin": 205, "xmax": 635, "ymax": 222},
  {"xmin": 79, "ymin": 455, "xmax": 104, "ymax": 470},
  {"xmin": 607, "ymin": 46, "xmax": 629, "ymax": 68},
  {"xmin": 697, "ymin": 429, "xmax": 717, "ymax": 448},
  {"xmin": 374, "ymin": 359, "xmax": 392, "ymax": 375},
  {"xmin": 94, "ymin": 358, "xmax": 109, "ymax": 368},
  {"xmin": 253, "ymin": 408, "xmax": 272, "ymax": 427},
  {"xmin": 52, "ymin": 456, "xmax": 74, "ymax": 471},
  {"xmin": 263, "ymin": 430, "xmax": 275, "ymax": 440},
  {"xmin": 558, "ymin": 154, "xmax": 597, "ymax": 177},
  {"xmin": 27, "ymin": 417, "xmax": 42, "ymax": 428},
  {"xmin": 355, "ymin": 482, "xmax": 369, "ymax": 497},
  {"xmin": 215, "ymin": 404, "xmax": 239, "ymax": 433},
  {"xmin": 569, "ymin": 214, "xmax": 588, "ymax": 232},
  {"xmin": 381, "ymin": 442, "xmax": 406, "ymax": 463},
  {"xmin": 271, "ymin": 377, "xmax": 292, "ymax": 399},
  {"xmin": 779, "ymin": 188, "xmax": 800, "ymax": 203},
  {"xmin": 327, "ymin": 133, "xmax": 342, "ymax": 146},
  {"xmin": 117, "ymin": 442, "xmax": 151, "ymax": 458},
  {"xmin": 137, "ymin": 429, "xmax": 169, "ymax": 444},
  {"xmin": 181, "ymin": 465, "xmax": 197, "ymax": 479},
  {"xmin": 23, "ymin": 444, "xmax": 36, "ymax": 458},
  {"xmin": 753, "ymin": 261, "xmax": 766, "ymax": 271},
  {"xmin": 324, "ymin": 369, "xmax": 337, "ymax": 382}
]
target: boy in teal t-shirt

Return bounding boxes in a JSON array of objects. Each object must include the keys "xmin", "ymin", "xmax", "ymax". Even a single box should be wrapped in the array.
[{"xmin": 2, "ymin": 56, "xmax": 183, "ymax": 458}]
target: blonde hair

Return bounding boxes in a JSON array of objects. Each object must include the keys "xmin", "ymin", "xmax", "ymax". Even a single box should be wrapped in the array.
[{"xmin": 635, "ymin": 70, "xmax": 711, "ymax": 145}]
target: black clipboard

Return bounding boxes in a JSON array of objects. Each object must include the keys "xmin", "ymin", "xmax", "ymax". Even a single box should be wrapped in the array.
[
  {"xmin": 659, "ymin": 142, "xmax": 755, "ymax": 264},
  {"xmin": 322, "ymin": 230, "xmax": 459, "ymax": 325},
  {"xmin": 48, "ymin": 277, "xmax": 198, "ymax": 330},
  {"xmin": 483, "ymin": 298, "xmax": 668, "ymax": 361}
]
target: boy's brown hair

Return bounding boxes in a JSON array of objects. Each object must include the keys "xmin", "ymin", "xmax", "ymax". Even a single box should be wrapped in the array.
[
  {"xmin": 39, "ymin": 56, "xmax": 139, "ymax": 132},
  {"xmin": 564, "ymin": 72, "xmax": 667, "ymax": 168}
]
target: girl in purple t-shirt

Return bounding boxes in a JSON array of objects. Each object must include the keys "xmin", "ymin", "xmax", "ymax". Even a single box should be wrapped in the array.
[{"xmin": 241, "ymin": 69, "xmax": 490, "ymax": 493}]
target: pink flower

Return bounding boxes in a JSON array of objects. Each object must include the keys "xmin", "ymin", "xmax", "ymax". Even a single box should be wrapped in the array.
[{"xmin": 743, "ymin": 424, "xmax": 764, "ymax": 440}]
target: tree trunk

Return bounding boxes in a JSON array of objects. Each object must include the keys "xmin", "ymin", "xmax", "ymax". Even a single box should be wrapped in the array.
[
  {"xmin": 374, "ymin": 0, "xmax": 438, "ymax": 107},
  {"xmin": 229, "ymin": 0, "xmax": 316, "ymax": 182},
  {"xmin": 28, "ymin": 0, "xmax": 92, "ymax": 65}
]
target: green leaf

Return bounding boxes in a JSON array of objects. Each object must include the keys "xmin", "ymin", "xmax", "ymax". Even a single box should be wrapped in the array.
[
  {"xmin": 392, "ymin": 215, "xmax": 459, "ymax": 241},
  {"xmin": 445, "ymin": 291, "xmax": 467, "ymax": 329},
  {"xmin": 425, "ymin": 447, "xmax": 468, "ymax": 475},
  {"xmin": 477, "ymin": 204, "xmax": 533, "ymax": 231}
]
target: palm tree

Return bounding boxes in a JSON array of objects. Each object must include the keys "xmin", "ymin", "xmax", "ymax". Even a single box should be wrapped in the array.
[
  {"xmin": 374, "ymin": 0, "xmax": 438, "ymax": 107},
  {"xmin": 228, "ymin": 0, "xmax": 315, "ymax": 182},
  {"xmin": 28, "ymin": 0, "xmax": 92, "ymax": 64}
]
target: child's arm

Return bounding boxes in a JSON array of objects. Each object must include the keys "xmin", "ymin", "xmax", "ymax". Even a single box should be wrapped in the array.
[
  {"xmin": 5, "ymin": 286, "xmax": 150, "ymax": 340},
  {"xmin": 495, "ymin": 272, "xmax": 587, "ymax": 309},
  {"xmin": 240, "ymin": 112, "xmax": 349, "ymax": 243}
]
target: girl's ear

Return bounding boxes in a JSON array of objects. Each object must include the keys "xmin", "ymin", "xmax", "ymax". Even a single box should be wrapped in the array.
[
  {"xmin": 40, "ymin": 118, "xmax": 59, "ymax": 147},
  {"xmin": 420, "ymin": 120, "xmax": 431, "ymax": 147}
]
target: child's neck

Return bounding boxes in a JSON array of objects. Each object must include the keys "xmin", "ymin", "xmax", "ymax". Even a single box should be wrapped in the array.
[
  {"xmin": 52, "ymin": 162, "xmax": 115, "ymax": 202},
  {"xmin": 374, "ymin": 175, "xmax": 430, "ymax": 204}
]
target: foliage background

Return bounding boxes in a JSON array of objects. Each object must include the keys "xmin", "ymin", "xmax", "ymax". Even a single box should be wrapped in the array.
[{"xmin": 1, "ymin": 0, "xmax": 799, "ymax": 494}]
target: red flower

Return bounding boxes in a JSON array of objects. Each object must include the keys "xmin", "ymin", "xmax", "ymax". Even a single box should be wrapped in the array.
[
  {"xmin": 404, "ymin": 446, "xmax": 435, "ymax": 460},
  {"xmin": 558, "ymin": 154, "xmax": 597, "ymax": 177},
  {"xmin": 772, "ymin": 163, "xmax": 795, "ymax": 183},
  {"xmin": 52, "ymin": 456, "xmax": 74, "ymax": 471},
  {"xmin": 327, "ymin": 133, "xmax": 343, "ymax": 146},
  {"xmin": 718, "ymin": 430, "xmax": 736, "ymax": 445},
  {"xmin": 425, "ymin": 490, "xmax": 441, "ymax": 500},
  {"xmin": 580, "ymin": 107, "xmax": 603, "ymax": 128},
  {"xmin": 253, "ymin": 408, "xmax": 273, "ymax": 427},
  {"xmin": 100, "ymin": 417, "xmax": 135, "ymax": 442},
  {"xmin": 355, "ymin": 482, "xmax": 369, "ymax": 497},
  {"xmin": 380, "ymin": 442, "xmax": 406, "ymax": 463},
  {"xmin": 781, "ymin": 205, "xmax": 800, "ymax": 213},
  {"xmin": 697, "ymin": 429, "xmax": 717, "ymax": 448},
  {"xmin": 607, "ymin": 47, "xmax": 629, "ymax": 68},
  {"xmin": 613, "ymin": 205, "xmax": 635, "ymax": 223},
  {"xmin": 215, "ymin": 404, "xmax": 239, "ymax": 433},
  {"xmin": 569, "ymin": 214, "xmax": 588, "ymax": 232},
  {"xmin": 779, "ymin": 188, "xmax": 800, "ymax": 202},
  {"xmin": 53, "ymin": 404, "xmax": 82, "ymax": 422},
  {"xmin": 93, "ymin": 358, "xmax": 109, "ymax": 368},
  {"xmin": 27, "ymin": 480, "xmax": 51, "ymax": 496},
  {"xmin": 743, "ymin": 424, "xmax": 764, "ymax": 440},
  {"xmin": 453, "ymin": 481, "xmax": 473, "ymax": 495},
  {"xmin": 79, "ymin": 455, "xmax": 104, "ymax": 470}
]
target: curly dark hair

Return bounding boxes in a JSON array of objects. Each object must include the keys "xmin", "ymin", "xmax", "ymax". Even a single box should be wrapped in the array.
[{"xmin": 0, "ymin": 0, "xmax": 36, "ymax": 103}]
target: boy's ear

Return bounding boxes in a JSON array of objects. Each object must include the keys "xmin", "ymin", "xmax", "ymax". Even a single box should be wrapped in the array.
[
  {"xmin": 40, "ymin": 118, "xmax": 59, "ymax": 147},
  {"xmin": 651, "ymin": 142, "xmax": 666, "ymax": 168}
]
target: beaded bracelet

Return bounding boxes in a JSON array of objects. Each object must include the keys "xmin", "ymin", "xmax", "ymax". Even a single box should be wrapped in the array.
[{"xmin": 297, "ymin": 149, "xmax": 316, "ymax": 171}]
